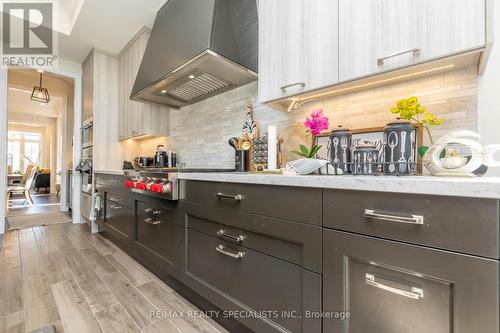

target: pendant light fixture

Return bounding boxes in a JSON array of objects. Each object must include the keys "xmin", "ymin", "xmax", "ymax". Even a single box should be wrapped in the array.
[{"xmin": 30, "ymin": 71, "xmax": 50, "ymax": 103}]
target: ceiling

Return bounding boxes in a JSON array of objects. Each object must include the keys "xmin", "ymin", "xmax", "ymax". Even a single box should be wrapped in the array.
[
  {"xmin": 0, "ymin": 0, "xmax": 166, "ymax": 64},
  {"xmin": 8, "ymin": 87, "xmax": 64, "ymax": 119},
  {"xmin": 58, "ymin": 0, "xmax": 166, "ymax": 63}
]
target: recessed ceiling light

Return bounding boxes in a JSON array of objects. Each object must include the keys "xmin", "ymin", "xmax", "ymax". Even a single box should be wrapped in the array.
[
  {"xmin": 188, "ymin": 75, "xmax": 195, "ymax": 79},
  {"xmin": 161, "ymin": 90, "xmax": 167, "ymax": 94}
]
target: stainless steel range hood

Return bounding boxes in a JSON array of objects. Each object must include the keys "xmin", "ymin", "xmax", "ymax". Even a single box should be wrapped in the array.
[{"xmin": 131, "ymin": 0, "xmax": 258, "ymax": 108}]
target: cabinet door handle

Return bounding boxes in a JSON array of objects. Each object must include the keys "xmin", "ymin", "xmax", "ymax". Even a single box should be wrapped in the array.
[
  {"xmin": 215, "ymin": 244, "xmax": 245, "ymax": 259},
  {"xmin": 365, "ymin": 273, "xmax": 424, "ymax": 300},
  {"xmin": 110, "ymin": 204, "xmax": 122, "ymax": 210},
  {"xmin": 377, "ymin": 47, "xmax": 421, "ymax": 66},
  {"xmin": 217, "ymin": 230, "xmax": 246, "ymax": 243},
  {"xmin": 144, "ymin": 208, "xmax": 161, "ymax": 215},
  {"xmin": 144, "ymin": 217, "xmax": 162, "ymax": 225},
  {"xmin": 215, "ymin": 193, "xmax": 244, "ymax": 201},
  {"xmin": 280, "ymin": 82, "xmax": 306, "ymax": 94},
  {"xmin": 364, "ymin": 209, "xmax": 424, "ymax": 225}
]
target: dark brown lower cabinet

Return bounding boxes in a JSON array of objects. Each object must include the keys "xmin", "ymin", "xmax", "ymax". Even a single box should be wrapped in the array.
[
  {"xmin": 136, "ymin": 210, "xmax": 182, "ymax": 278},
  {"xmin": 103, "ymin": 196, "xmax": 135, "ymax": 246},
  {"xmin": 323, "ymin": 229, "xmax": 500, "ymax": 333},
  {"xmin": 179, "ymin": 202, "xmax": 322, "ymax": 333}
]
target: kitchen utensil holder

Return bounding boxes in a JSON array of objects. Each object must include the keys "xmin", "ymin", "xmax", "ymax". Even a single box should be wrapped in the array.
[{"xmin": 235, "ymin": 150, "xmax": 248, "ymax": 172}]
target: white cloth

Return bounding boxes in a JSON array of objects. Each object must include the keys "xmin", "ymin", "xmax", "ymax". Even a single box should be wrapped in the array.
[{"xmin": 89, "ymin": 193, "xmax": 103, "ymax": 221}]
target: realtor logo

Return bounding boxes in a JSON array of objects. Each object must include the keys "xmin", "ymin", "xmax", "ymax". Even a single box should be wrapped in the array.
[{"xmin": 1, "ymin": 1, "xmax": 57, "ymax": 68}]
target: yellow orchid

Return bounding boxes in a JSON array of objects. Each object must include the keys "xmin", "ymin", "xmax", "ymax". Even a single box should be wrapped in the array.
[{"xmin": 389, "ymin": 96, "xmax": 444, "ymax": 144}]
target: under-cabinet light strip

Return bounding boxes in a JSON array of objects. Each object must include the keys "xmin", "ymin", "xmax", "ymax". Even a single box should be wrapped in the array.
[{"xmin": 288, "ymin": 64, "xmax": 455, "ymax": 111}]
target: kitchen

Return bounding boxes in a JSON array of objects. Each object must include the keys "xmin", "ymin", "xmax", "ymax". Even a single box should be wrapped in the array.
[{"xmin": 1, "ymin": 0, "xmax": 500, "ymax": 333}]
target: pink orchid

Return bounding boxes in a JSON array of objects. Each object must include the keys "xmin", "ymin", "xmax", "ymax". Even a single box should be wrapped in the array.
[{"xmin": 304, "ymin": 109, "xmax": 329, "ymax": 136}]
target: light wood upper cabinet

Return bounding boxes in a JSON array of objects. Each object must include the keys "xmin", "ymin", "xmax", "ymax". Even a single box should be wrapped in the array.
[
  {"xmin": 82, "ymin": 53, "xmax": 94, "ymax": 121},
  {"xmin": 339, "ymin": 0, "xmax": 486, "ymax": 82},
  {"xmin": 258, "ymin": 0, "xmax": 339, "ymax": 104},
  {"xmin": 118, "ymin": 30, "xmax": 170, "ymax": 141}
]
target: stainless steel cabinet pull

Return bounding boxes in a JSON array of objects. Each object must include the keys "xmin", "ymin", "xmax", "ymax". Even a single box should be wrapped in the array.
[
  {"xmin": 144, "ymin": 218, "xmax": 162, "ymax": 225},
  {"xmin": 144, "ymin": 208, "xmax": 161, "ymax": 215},
  {"xmin": 377, "ymin": 47, "xmax": 421, "ymax": 66},
  {"xmin": 110, "ymin": 204, "xmax": 122, "ymax": 210},
  {"xmin": 110, "ymin": 197, "xmax": 122, "ymax": 202},
  {"xmin": 217, "ymin": 230, "xmax": 246, "ymax": 243},
  {"xmin": 215, "ymin": 193, "xmax": 244, "ymax": 201},
  {"xmin": 365, "ymin": 273, "xmax": 424, "ymax": 300},
  {"xmin": 280, "ymin": 82, "xmax": 306, "ymax": 93},
  {"xmin": 215, "ymin": 244, "xmax": 245, "ymax": 259},
  {"xmin": 364, "ymin": 209, "xmax": 424, "ymax": 225}
]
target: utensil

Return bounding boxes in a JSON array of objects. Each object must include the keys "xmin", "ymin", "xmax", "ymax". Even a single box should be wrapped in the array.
[
  {"xmin": 388, "ymin": 132, "xmax": 398, "ymax": 173},
  {"xmin": 398, "ymin": 132, "xmax": 407, "ymax": 173},
  {"xmin": 229, "ymin": 137, "xmax": 239, "ymax": 150},
  {"xmin": 340, "ymin": 136, "xmax": 348, "ymax": 165},
  {"xmin": 241, "ymin": 133, "xmax": 252, "ymax": 151},
  {"xmin": 332, "ymin": 137, "xmax": 340, "ymax": 163}
]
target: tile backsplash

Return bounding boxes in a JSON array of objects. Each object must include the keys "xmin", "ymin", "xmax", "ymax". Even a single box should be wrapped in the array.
[{"xmin": 159, "ymin": 66, "xmax": 478, "ymax": 168}]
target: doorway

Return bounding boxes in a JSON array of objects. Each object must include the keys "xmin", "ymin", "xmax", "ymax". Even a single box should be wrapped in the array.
[{"xmin": 3, "ymin": 68, "xmax": 78, "ymax": 229}]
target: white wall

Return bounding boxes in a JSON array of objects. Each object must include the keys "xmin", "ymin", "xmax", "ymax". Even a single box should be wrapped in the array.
[{"xmin": 478, "ymin": 0, "xmax": 500, "ymax": 176}]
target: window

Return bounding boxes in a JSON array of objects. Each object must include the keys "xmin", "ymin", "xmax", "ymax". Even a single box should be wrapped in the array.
[
  {"xmin": 7, "ymin": 130, "xmax": 42, "ymax": 172},
  {"xmin": 25, "ymin": 142, "xmax": 40, "ymax": 166},
  {"xmin": 7, "ymin": 141, "xmax": 20, "ymax": 173}
]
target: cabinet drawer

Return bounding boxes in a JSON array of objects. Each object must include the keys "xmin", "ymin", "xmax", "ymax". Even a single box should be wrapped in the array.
[
  {"xmin": 95, "ymin": 173, "xmax": 127, "ymax": 188},
  {"xmin": 137, "ymin": 199, "xmax": 176, "ymax": 221},
  {"xmin": 180, "ymin": 201, "xmax": 322, "ymax": 273},
  {"xmin": 105, "ymin": 199, "xmax": 135, "ymax": 240},
  {"xmin": 104, "ymin": 187, "xmax": 134, "ymax": 209},
  {"xmin": 323, "ymin": 190, "xmax": 500, "ymax": 259},
  {"xmin": 182, "ymin": 228, "xmax": 321, "ymax": 333},
  {"xmin": 323, "ymin": 230, "xmax": 499, "ymax": 333},
  {"xmin": 136, "ymin": 213, "xmax": 178, "ymax": 277},
  {"xmin": 183, "ymin": 181, "xmax": 321, "ymax": 225}
]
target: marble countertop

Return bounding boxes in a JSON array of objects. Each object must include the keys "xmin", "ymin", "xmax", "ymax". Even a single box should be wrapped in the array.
[
  {"xmin": 94, "ymin": 169, "xmax": 500, "ymax": 199},
  {"xmin": 177, "ymin": 172, "xmax": 500, "ymax": 199}
]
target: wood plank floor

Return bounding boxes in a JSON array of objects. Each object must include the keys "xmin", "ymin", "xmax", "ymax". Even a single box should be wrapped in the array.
[{"xmin": 0, "ymin": 223, "xmax": 228, "ymax": 333}]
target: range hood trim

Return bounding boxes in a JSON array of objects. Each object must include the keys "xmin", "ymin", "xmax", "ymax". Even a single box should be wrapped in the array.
[{"xmin": 130, "ymin": 49, "xmax": 258, "ymax": 108}]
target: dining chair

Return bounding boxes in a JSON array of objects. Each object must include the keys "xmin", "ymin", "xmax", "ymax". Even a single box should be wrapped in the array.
[{"xmin": 6, "ymin": 167, "xmax": 37, "ymax": 207}]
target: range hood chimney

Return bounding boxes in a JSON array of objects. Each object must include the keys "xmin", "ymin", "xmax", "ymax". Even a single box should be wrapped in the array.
[{"xmin": 131, "ymin": 0, "xmax": 258, "ymax": 108}]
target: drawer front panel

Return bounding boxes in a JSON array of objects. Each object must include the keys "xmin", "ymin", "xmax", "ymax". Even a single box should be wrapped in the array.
[
  {"xmin": 95, "ymin": 173, "xmax": 127, "ymax": 188},
  {"xmin": 105, "ymin": 199, "xmax": 135, "ymax": 239},
  {"xmin": 137, "ymin": 213, "xmax": 176, "ymax": 260},
  {"xmin": 136, "ymin": 212, "xmax": 177, "ymax": 276},
  {"xmin": 104, "ymin": 187, "xmax": 134, "ymax": 209},
  {"xmin": 183, "ymin": 180, "xmax": 321, "ymax": 225},
  {"xmin": 323, "ymin": 190, "xmax": 500, "ymax": 258},
  {"xmin": 323, "ymin": 229, "xmax": 499, "ymax": 333},
  {"xmin": 183, "ymin": 228, "xmax": 321, "ymax": 333},
  {"xmin": 179, "ymin": 201, "xmax": 322, "ymax": 273},
  {"xmin": 137, "ymin": 199, "xmax": 176, "ymax": 222}
]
